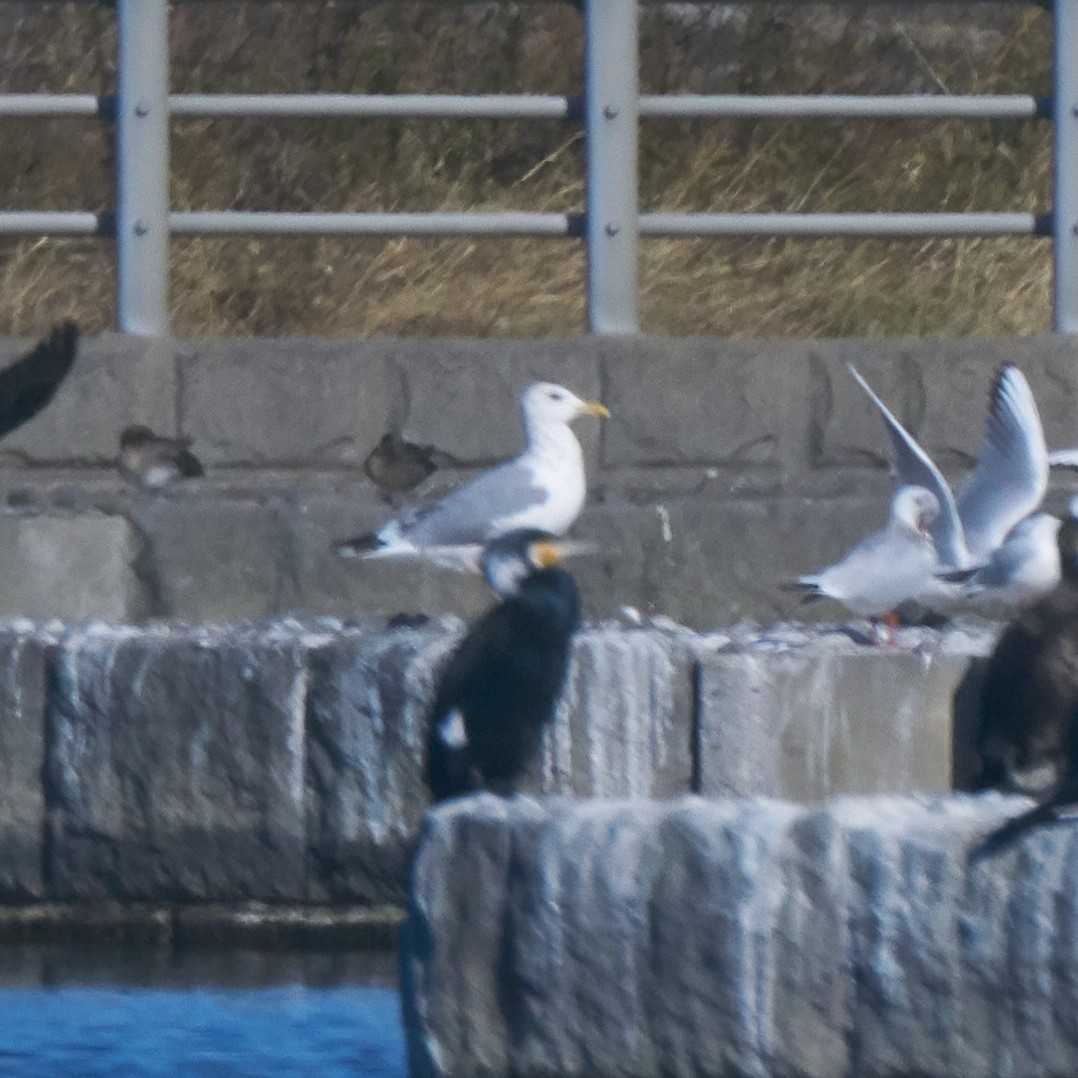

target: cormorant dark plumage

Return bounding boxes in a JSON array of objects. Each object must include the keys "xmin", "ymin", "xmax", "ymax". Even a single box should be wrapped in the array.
[
  {"xmin": 970, "ymin": 504, "xmax": 1078, "ymax": 861},
  {"xmin": 0, "ymin": 321, "xmax": 79, "ymax": 440},
  {"xmin": 424, "ymin": 528, "xmax": 583, "ymax": 803}
]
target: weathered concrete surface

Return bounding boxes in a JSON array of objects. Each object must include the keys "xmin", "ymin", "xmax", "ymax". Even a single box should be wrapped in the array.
[
  {"xmin": 0, "ymin": 513, "xmax": 138, "ymax": 622},
  {"xmin": 45, "ymin": 623, "xmax": 325, "ymax": 901},
  {"xmin": 0, "ymin": 616, "xmax": 1006, "ymax": 909},
  {"xmin": 697, "ymin": 629, "xmax": 996, "ymax": 800},
  {"xmin": 0, "ymin": 627, "xmax": 55, "ymax": 899},
  {"xmin": 403, "ymin": 793, "xmax": 1078, "ymax": 1078},
  {"xmin": 305, "ymin": 620, "xmax": 462, "ymax": 904},
  {"xmin": 0, "ymin": 334, "xmax": 1072, "ymax": 624}
]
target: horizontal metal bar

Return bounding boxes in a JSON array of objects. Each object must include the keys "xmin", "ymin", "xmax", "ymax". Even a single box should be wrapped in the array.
[
  {"xmin": 171, "ymin": 94, "xmax": 574, "ymax": 119},
  {"xmin": 0, "ymin": 95, "xmax": 105, "ymax": 117},
  {"xmin": 640, "ymin": 94, "xmax": 1049, "ymax": 120},
  {"xmin": 0, "ymin": 212, "xmax": 107, "ymax": 236},
  {"xmin": 170, "ymin": 211, "xmax": 578, "ymax": 236},
  {"xmin": 0, "ymin": 93, "xmax": 1046, "ymax": 123},
  {"xmin": 641, "ymin": 212, "xmax": 1049, "ymax": 237}
]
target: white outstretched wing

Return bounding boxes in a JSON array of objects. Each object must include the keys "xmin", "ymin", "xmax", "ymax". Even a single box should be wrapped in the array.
[
  {"xmin": 848, "ymin": 365, "xmax": 971, "ymax": 569},
  {"xmin": 955, "ymin": 364, "xmax": 1047, "ymax": 562}
]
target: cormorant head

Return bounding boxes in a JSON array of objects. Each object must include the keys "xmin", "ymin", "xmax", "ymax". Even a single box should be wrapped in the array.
[
  {"xmin": 892, "ymin": 485, "xmax": 939, "ymax": 538},
  {"xmin": 480, "ymin": 528, "xmax": 596, "ymax": 597},
  {"xmin": 1059, "ymin": 497, "xmax": 1078, "ymax": 583},
  {"xmin": 520, "ymin": 382, "xmax": 609, "ymax": 432}
]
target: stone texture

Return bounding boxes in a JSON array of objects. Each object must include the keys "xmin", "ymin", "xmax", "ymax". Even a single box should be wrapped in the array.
[
  {"xmin": 0, "ymin": 627, "xmax": 53, "ymax": 899},
  {"xmin": 0, "ymin": 513, "xmax": 137, "ymax": 621},
  {"xmin": 538, "ymin": 627, "xmax": 695, "ymax": 797},
  {"xmin": 403, "ymin": 793, "xmax": 1078, "ymax": 1078},
  {"xmin": 305, "ymin": 621, "xmax": 463, "ymax": 904},
  {"xmin": 697, "ymin": 641, "xmax": 990, "ymax": 801},
  {"xmin": 178, "ymin": 337, "xmax": 397, "ymax": 466},
  {"xmin": 0, "ymin": 333, "xmax": 177, "ymax": 465},
  {"xmin": 600, "ymin": 337, "xmax": 811, "ymax": 469},
  {"xmin": 45, "ymin": 623, "xmax": 325, "ymax": 901}
]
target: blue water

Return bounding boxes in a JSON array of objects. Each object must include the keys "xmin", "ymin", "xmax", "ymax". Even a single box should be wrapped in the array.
[{"xmin": 0, "ymin": 947, "xmax": 406, "ymax": 1077}]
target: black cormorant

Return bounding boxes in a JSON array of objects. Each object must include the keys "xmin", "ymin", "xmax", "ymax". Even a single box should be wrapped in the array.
[
  {"xmin": 0, "ymin": 321, "xmax": 79, "ymax": 440},
  {"xmin": 970, "ymin": 505, "xmax": 1078, "ymax": 860},
  {"xmin": 424, "ymin": 528, "xmax": 584, "ymax": 803}
]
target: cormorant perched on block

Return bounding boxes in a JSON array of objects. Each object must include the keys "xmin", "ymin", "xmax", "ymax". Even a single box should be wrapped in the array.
[
  {"xmin": 424, "ymin": 528, "xmax": 586, "ymax": 803},
  {"xmin": 0, "ymin": 321, "xmax": 79, "ymax": 440},
  {"xmin": 970, "ymin": 501, "xmax": 1078, "ymax": 860}
]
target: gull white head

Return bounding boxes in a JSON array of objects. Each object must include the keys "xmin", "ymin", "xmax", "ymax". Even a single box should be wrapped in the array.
[
  {"xmin": 892, "ymin": 485, "xmax": 940, "ymax": 538},
  {"xmin": 520, "ymin": 382, "xmax": 609, "ymax": 435}
]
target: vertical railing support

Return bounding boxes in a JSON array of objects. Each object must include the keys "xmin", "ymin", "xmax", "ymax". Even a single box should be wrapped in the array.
[
  {"xmin": 1055, "ymin": 0, "xmax": 1078, "ymax": 332},
  {"xmin": 116, "ymin": 0, "xmax": 170, "ymax": 335},
  {"xmin": 584, "ymin": 0, "xmax": 639, "ymax": 334}
]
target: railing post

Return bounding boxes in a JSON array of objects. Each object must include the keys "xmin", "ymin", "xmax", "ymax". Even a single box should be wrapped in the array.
[
  {"xmin": 116, "ymin": 0, "xmax": 170, "ymax": 335},
  {"xmin": 583, "ymin": 0, "xmax": 639, "ymax": 335},
  {"xmin": 1055, "ymin": 0, "xmax": 1078, "ymax": 332}
]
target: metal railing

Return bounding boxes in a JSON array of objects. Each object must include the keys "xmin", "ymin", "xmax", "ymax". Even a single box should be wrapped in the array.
[{"xmin": 0, "ymin": 0, "xmax": 1068, "ymax": 334}]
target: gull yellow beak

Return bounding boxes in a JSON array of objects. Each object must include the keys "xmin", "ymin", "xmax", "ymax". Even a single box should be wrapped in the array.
[{"xmin": 579, "ymin": 400, "xmax": 610, "ymax": 419}]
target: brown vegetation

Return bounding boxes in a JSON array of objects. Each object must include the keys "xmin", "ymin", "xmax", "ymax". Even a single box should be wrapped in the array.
[{"xmin": 0, "ymin": 2, "xmax": 1054, "ymax": 337}]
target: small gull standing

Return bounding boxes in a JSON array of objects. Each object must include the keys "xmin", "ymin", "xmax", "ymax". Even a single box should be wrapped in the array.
[
  {"xmin": 782, "ymin": 485, "xmax": 940, "ymax": 640},
  {"xmin": 939, "ymin": 511, "xmax": 1061, "ymax": 610},
  {"xmin": 335, "ymin": 382, "xmax": 609, "ymax": 570},
  {"xmin": 848, "ymin": 363, "xmax": 1047, "ymax": 571}
]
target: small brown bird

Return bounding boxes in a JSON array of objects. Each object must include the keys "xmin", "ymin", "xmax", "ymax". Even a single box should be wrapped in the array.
[
  {"xmin": 970, "ymin": 500, "xmax": 1078, "ymax": 860},
  {"xmin": 0, "ymin": 321, "xmax": 80, "ymax": 440},
  {"xmin": 117, "ymin": 426, "xmax": 205, "ymax": 491}
]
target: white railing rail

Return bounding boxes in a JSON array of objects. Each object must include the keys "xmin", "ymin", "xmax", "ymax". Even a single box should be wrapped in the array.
[{"xmin": 0, "ymin": 0, "xmax": 1066, "ymax": 334}]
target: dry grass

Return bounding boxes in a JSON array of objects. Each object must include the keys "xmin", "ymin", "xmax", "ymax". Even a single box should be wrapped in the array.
[{"xmin": 0, "ymin": 1, "xmax": 1055, "ymax": 337}]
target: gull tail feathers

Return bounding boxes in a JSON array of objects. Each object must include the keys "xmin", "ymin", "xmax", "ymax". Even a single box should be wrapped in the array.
[{"xmin": 780, "ymin": 577, "xmax": 826, "ymax": 605}]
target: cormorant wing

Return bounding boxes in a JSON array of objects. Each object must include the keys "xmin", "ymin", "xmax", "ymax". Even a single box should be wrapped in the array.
[{"xmin": 0, "ymin": 321, "xmax": 79, "ymax": 441}]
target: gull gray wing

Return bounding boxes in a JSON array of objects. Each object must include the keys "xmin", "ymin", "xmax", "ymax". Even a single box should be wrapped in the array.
[
  {"xmin": 955, "ymin": 365, "xmax": 1047, "ymax": 562},
  {"xmin": 394, "ymin": 458, "xmax": 550, "ymax": 547},
  {"xmin": 848, "ymin": 365, "xmax": 970, "ymax": 568}
]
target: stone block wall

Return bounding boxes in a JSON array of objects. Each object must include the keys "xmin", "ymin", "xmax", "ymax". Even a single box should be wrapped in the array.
[
  {"xmin": 403, "ymin": 793, "xmax": 1078, "ymax": 1078},
  {"xmin": 0, "ymin": 618, "xmax": 995, "ymax": 911},
  {"xmin": 0, "ymin": 334, "xmax": 1075, "ymax": 626}
]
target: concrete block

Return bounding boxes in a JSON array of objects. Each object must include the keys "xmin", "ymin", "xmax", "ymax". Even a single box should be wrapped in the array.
[
  {"xmin": 539, "ymin": 628, "xmax": 695, "ymax": 797},
  {"xmin": 0, "ymin": 513, "xmax": 137, "ymax": 621},
  {"xmin": 130, "ymin": 496, "xmax": 294, "ymax": 621},
  {"xmin": 383, "ymin": 338, "xmax": 603, "ymax": 467},
  {"xmin": 808, "ymin": 339, "xmax": 918, "ymax": 468},
  {"xmin": 600, "ymin": 337, "xmax": 811, "ymax": 470},
  {"xmin": 305, "ymin": 621, "xmax": 463, "ymax": 903},
  {"xmin": 697, "ymin": 640, "xmax": 989, "ymax": 801},
  {"xmin": 403, "ymin": 793, "xmax": 1078, "ymax": 1078},
  {"xmin": 178, "ymin": 338, "xmax": 397, "ymax": 466},
  {"xmin": 45, "ymin": 624, "xmax": 320, "ymax": 901},
  {"xmin": 0, "ymin": 333, "xmax": 176, "ymax": 465},
  {"xmin": 0, "ymin": 628, "xmax": 53, "ymax": 899}
]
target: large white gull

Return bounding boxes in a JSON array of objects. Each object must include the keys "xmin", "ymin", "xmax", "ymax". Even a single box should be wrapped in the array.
[
  {"xmin": 335, "ymin": 381, "xmax": 609, "ymax": 569},
  {"xmin": 848, "ymin": 363, "xmax": 1047, "ymax": 571}
]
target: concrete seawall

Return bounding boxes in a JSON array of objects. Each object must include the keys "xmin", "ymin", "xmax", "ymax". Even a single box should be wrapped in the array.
[
  {"xmin": 403, "ymin": 793, "xmax": 1078, "ymax": 1078},
  {"xmin": 0, "ymin": 618, "xmax": 992, "ymax": 919},
  {"xmin": 0, "ymin": 334, "xmax": 1076, "ymax": 626}
]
